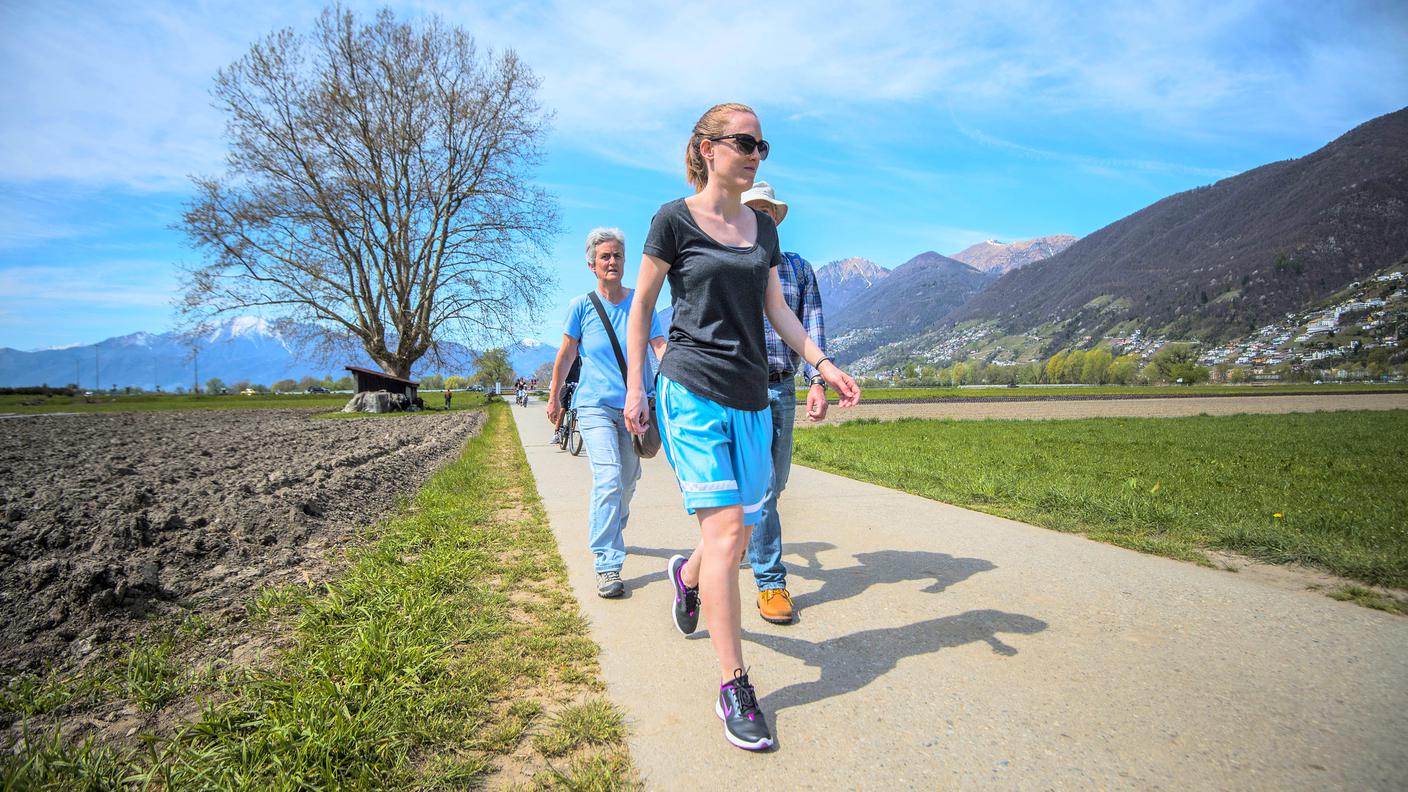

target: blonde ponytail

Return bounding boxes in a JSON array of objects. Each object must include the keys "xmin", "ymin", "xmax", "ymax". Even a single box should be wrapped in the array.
[{"xmin": 684, "ymin": 102, "xmax": 755, "ymax": 191}]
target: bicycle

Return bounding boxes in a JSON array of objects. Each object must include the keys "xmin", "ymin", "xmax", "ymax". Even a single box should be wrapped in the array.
[
  {"xmin": 552, "ymin": 406, "xmax": 582, "ymax": 454},
  {"xmin": 551, "ymin": 382, "xmax": 582, "ymax": 455},
  {"xmin": 562, "ymin": 407, "xmax": 583, "ymax": 456}
]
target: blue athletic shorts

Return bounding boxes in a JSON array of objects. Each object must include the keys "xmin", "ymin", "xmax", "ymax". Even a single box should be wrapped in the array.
[{"xmin": 655, "ymin": 375, "xmax": 773, "ymax": 526}]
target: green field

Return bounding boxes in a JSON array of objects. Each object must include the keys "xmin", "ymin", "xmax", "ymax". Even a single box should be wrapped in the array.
[
  {"xmin": 792, "ymin": 410, "xmax": 1408, "ymax": 589},
  {"xmin": 811, "ymin": 382, "xmax": 1405, "ymax": 402},
  {"xmin": 2, "ymin": 403, "xmax": 634, "ymax": 788}
]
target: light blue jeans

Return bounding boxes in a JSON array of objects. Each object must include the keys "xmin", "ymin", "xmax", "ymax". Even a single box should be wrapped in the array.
[
  {"xmin": 577, "ymin": 404, "xmax": 641, "ymax": 573},
  {"xmin": 749, "ymin": 381, "xmax": 795, "ymax": 591}
]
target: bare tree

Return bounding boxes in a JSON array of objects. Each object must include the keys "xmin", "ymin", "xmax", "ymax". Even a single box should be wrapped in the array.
[{"xmin": 181, "ymin": 6, "xmax": 557, "ymax": 378}]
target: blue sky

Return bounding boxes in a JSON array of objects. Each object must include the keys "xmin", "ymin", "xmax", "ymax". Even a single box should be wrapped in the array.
[{"xmin": 2, "ymin": 0, "xmax": 1406, "ymax": 352}]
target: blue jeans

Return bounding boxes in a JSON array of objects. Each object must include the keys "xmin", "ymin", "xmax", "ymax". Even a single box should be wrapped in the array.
[
  {"xmin": 577, "ymin": 405, "xmax": 640, "ymax": 573},
  {"xmin": 749, "ymin": 381, "xmax": 795, "ymax": 591}
]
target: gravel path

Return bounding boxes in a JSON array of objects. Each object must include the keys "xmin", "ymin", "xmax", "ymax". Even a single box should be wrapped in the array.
[{"xmin": 800, "ymin": 392, "xmax": 1408, "ymax": 424}]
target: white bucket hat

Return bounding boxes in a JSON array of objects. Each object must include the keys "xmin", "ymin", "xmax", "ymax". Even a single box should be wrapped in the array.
[{"xmin": 740, "ymin": 180, "xmax": 788, "ymax": 225}]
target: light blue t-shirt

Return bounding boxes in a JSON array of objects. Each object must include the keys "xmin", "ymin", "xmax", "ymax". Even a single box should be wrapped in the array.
[{"xmin": 563, "ymin": 289, "xmax": 664, "ymax": 409}]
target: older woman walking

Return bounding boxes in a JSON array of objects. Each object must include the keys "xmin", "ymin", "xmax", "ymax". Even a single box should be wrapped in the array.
[
  {"xmin": 547, "ymin": 228, "xmax": 667, "ymax": 598},
  {"xmin": 623, "ymin": 103, "xmax": 860, "ymax": 751}
]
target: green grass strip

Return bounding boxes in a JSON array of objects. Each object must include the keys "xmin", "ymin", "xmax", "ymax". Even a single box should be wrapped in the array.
[
  {"xmin": 793, "ymin": 410, "xmax": 1408, "ymax": 588},
  {"xmin": 3, "ymin": 403, "xmax": 635, "ymax": 790}
]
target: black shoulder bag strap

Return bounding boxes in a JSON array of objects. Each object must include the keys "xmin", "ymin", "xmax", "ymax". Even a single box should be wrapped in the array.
[{"xmin": 587, "ymin": 291, "xmax": 630, "ymax": 387}]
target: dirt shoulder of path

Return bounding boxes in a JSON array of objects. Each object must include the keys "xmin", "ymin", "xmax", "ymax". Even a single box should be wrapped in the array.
[
  {"xmin": 801, "ymin": 392, "xmax": 1408, "ymax": 424},
  {"xmin": 859, "ymin": 388, "xmax": 1408, "ymax": 405}
]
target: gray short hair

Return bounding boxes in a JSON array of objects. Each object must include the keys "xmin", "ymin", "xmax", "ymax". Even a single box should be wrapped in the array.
[{"xmin": 585, "ymin": 227, "xmax": 626, "ymax": 264}]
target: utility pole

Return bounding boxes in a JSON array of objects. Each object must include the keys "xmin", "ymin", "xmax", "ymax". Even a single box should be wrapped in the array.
[{"xmin": 192, "ymin": 346, "xmax": 199, "ymax": 396}]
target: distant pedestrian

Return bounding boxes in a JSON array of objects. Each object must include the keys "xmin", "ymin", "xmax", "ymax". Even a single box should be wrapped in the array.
[
  {"xmin": 548, "ymin": 227, "xmax": 666, "ymax": 598},
  {"xmin": 623, "ymin": 102, "xmax": 859, "ymax": 752},
  {"xmin": 443, "ymin": 386, "xmax": 452, "ymax": 410},
  {"xmin": 740, "ymin": 180, "xmax": 828, "ymax": 625}
]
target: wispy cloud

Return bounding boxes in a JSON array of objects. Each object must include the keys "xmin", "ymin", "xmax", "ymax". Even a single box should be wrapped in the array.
[
  {"xmin": 950, "ymin": 119, "xmax": 1238, "ymax": 181},
  {"xmin": 0, "ymin": 208, "xmax": 88, "ymax": 249},
  {"xmin": 3, "ymin": 1, "xmax": 1403, "ymax": 190},
  {"xmin": 0, "ymin": 261, "xmax": 177, "ymax": 311}
]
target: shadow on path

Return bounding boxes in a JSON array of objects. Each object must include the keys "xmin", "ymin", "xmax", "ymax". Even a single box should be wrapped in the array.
[
  {"xmin": 621, "ymin": 542, "xmax": 997, "ymax": 613},
  {"xmin": 783, "ymin": 542, "xmax": 997, "ymax": 612},
  {"xmin": 748, "ymin": 609, "xmax": 1049, "ymax": 714}
]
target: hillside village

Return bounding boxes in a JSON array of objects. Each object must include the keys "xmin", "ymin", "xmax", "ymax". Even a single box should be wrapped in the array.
[
  {"xmin": 1198, "ymin": 271, "xmax": 1405, "ymax": 374},
  {"xmin": 846, "ymin": 267, "xmax": 1407, "ymax": 384}
]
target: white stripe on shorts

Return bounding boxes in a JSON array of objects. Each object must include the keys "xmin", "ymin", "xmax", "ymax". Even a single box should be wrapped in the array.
[
  {"xmin": 680, "ymin": 479, "xmax": 740, "ymax": 493},
  {"xmin": 742, "ymin": 495, "xmax": 767, "ymax": 514}
]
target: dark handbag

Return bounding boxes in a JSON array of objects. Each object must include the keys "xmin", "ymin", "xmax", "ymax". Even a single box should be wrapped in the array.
[{"xmin": 587, "ymin": 292, "xmax": 661, "ymax": 458}]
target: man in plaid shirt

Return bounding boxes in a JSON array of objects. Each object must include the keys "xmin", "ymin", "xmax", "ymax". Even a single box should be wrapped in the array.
[{"xmin": 741, "ymin": 181, "xmax": 829, "ymax": 625}]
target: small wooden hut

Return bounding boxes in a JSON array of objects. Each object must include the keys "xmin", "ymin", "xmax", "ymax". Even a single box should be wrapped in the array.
[{"xmin": 345, "ymin": 366, "xmax": 419, "ymax": 403}]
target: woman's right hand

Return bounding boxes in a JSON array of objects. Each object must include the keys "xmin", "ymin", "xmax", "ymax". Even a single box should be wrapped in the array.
[
  {"xmin": 546, "ymin": 397, "xmax": 561, "ymax": 424},
  {"xmin": 820, "ymin": 361, "xmax": 862, "ymax": 408},
  {"xmin": 624, "ymin": 386, "xmax": 650, "ymax": 435}
]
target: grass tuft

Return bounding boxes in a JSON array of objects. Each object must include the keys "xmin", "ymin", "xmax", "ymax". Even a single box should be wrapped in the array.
[
  {"xmin": 120, "ymin": 635, "xmax": 186, "ymax": 711},
  {"xmin": 539, "ymin": 750, "xmax": 636, "ymax": 791},
  {"xmin": 533, "ymin": 699, "xmax": 627, "ymax": 758},
  {"xmin": 246, "ymin": 582, "xmax": 316, "ymax": 624},
  {"xmin": 1327, "ymin": 586, "xmax": 1408, "ymax": 614},
  {"xmin": 0, "ymin": 667, "xmax": 107, "ymax": 720},
  {"xmin": 0, "ymin": 727, "xmax": 131, "ymax": 790}
]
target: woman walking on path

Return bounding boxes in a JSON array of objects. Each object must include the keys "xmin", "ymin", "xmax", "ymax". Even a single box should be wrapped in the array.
[
  {"xmin": 547, "ymin": 228, "xmax": 667, "ymax": 598},
  {"xmin": 623, "ymin": 103, "xmax": 860, "ymax": 751}
]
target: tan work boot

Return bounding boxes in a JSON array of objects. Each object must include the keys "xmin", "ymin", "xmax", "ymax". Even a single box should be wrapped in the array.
[{"xmin": 757, "ymin": 589, "xmax": 794, "ymax": 624}]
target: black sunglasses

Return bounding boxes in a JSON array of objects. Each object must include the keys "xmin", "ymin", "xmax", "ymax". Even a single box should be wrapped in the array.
[{"xmin": 708, "ymin": 133, "xmax": 770, "ymax": 160}]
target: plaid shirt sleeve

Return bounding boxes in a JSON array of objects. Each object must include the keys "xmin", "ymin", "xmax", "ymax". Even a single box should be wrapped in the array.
[
  {"xmin": 765, "ymin": 252, "xmax": 828, "ymax": 381},
  {"xmin": 794, "ymin": 254, "xmax": 827, "ymax": 382}
]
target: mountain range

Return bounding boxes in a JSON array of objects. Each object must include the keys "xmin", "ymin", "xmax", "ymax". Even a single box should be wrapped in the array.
[
  {"xmin": 814, "ymin": 257, "xmax": 890, "ymax": 311},
  {"xmin": 940, "ymin": 107, "xmax": 1408, "ymax": 354},
  {"xmin": 0, "ymin": 318, "xmax": 559, "ymax": 390},
  {"xmin": 950, "ymin": 236, "xmax": 1079, "ymax": 274},
  {"xmin": 825, "ymin": 253, "xmax": 997, "ymax": 362},
  {"xmin": 816, "ymin": 106, "xmax": 1408, "ymax": 368},
  {"xmin": 806, "ymin": 238, "xmax": 1077, "ymax": 362}
]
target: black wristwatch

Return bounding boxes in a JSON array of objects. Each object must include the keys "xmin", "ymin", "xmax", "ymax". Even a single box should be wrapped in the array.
[{"xmin": 809, "ymin": 375, "xmax": 825, "ymax": 387}]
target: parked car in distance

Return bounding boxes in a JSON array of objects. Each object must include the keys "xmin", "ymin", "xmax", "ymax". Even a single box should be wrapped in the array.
[
  {"xmin": 240, "ymin": 388, "xmax": 257, "ymax": 396},
  {"xmin": 306, "ymin": 385, "xmax": 331, "ymax": 394}
]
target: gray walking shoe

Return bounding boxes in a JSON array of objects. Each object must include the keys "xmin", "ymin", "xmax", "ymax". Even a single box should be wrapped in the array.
[{"xmin": 597, "ymin": 570, "xmax": 624, "ymax": 598}]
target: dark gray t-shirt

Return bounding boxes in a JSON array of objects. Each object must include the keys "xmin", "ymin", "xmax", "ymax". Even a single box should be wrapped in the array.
[{"xmin": 643, "ymin": 198, "xmax": 783, "ymax": 411}]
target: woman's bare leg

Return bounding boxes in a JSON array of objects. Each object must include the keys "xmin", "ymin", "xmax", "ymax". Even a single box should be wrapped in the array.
[{"xmin": 680, "ymin": 504, "xmax": 748, "ymax": 679}]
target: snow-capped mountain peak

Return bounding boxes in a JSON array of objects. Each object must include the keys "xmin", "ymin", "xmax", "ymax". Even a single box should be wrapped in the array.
[{"xmin": 206, "ymin": 316, "xmax": 281, "ymax": 344}]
